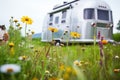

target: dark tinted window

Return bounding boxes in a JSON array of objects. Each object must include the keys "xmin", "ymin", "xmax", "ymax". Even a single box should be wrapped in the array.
[
  {"xmin": 55, "ymin": 16, "xmax": 59, "ymax": 24},
  {"xmin": 97, "ymin": 9, "xmax": 109, "ymax": 21},
  {"xmin": 84, "ymin": 8, "xmax": 95, "ymax": 19},
  {"xmin": 50, "ymin": 14, "xmax": 53, "ymax": 21}
]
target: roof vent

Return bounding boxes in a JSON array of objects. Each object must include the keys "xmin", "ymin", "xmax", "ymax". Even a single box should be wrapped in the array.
[{"xmin": 63, "ymin": 1, "xmax": 67, "ymax": 4}]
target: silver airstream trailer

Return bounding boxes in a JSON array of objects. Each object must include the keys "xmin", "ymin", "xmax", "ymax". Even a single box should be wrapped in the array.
[{"xmin": 41, "ymin": 0, "xmax": 114, "ymax": 43}]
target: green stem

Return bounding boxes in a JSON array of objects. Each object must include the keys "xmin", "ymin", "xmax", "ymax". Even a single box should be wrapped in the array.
[
  {"xmin": 25, "ymin": 23, "xmax": 27, "ymax": 38},
  {"xmin": 25, "ymin": 23, "xmax": 27, "ymax": 47},
  {"xmin": 94, "ymin": 27, "xmax": 96, "ymax": 46},
  {"xmin": 93, "ymin": 27, "xmax": 96, "ymax": 62},
  {"xmin": 52, "ymin": 32, "xmax": 53, "ymax": 41}
]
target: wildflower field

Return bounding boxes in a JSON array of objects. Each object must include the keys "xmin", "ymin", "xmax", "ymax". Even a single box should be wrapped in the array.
[{"xmin": 0, "ymin": 17, "xmax": 120, "ymax": 80}]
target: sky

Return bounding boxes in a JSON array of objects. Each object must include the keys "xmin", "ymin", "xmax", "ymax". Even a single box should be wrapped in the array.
[{"xmin": 0, "ymin": 0, "xmax": 120, "ymax": 35}]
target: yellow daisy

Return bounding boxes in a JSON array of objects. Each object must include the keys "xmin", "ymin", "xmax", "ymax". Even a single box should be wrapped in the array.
[
  {"xmin": 59, "ymin": 64, "xmax": 65, "ymax": 71},
  {"xmin": 9, "ymin": 42, "xmax": 14, "ymax": 47},
  {"xmin": 48, "ymin": 27, "xmax": 58, "ymax": 33},
  {"xmin": 66, "ymin": 67, "xmax": 72, "ymax": 73},
  {"xmin": 70, "ymin": 32, "xmax": 81, "ymax": 38},
  {"xmin": 32, "ymin": 77, "xmax": 38, "ymax": 80},
  {"xmin": 48, "ymin": 77, "xmax": 58, "ymax": 80},
  {"xmin": 21, "ymin": 16, "xmax": 33, "ymax": 25}
]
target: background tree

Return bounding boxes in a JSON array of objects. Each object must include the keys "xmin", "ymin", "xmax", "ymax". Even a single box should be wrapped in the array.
[
  {"xmin": 113, "ymin": 20, "xmax": 120, "ymax": 41},
  {"xmin": 116, "ymin": 20, "xmax": 120, "ymax": 31}
]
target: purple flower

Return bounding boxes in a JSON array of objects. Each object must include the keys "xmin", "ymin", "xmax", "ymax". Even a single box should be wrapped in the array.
[
  {"xmin": 97, "ymin": 31, "xmax": 101, "ymax": 39},
  {"xmin": 98, "ymin": 41, "xmax": 103, "ymax": 49}
]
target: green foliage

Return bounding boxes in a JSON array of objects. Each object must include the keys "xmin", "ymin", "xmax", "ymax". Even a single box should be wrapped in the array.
[
  {"xmin": 113, "ymin": 33, "xmax": 120, "ymax": 41},
  {"xmin": 8, "ymin": 26, "xmax": 22, "ymax": 43},
  {"xmin": 116, "ymin": 20, "xmax": 120, "ymax": 31}
]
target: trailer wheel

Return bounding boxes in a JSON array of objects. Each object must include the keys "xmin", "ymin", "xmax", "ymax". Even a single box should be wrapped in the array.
[{"xmin": 55, "ymin": 40, "xmax": 61, "ymax": 46}]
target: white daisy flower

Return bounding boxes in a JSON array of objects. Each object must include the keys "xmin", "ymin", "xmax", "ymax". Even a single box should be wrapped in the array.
[
  {"xmin": 45, "ymin": 70, "xmax": 50, "ymax": 74},
  {"xmin": 74, "ymin": 60, "xmax": 82, "ymax": 66},
  {"xmin": 59, "ymin": 78, "xmax": 63, "ymax": 80},
  {"xmin": 115, "ymin": 55, "xmax": 119, "ymax": 59},
  {"xmin": 0, "ymin": 64, "xmax": 21, "ymax": 74}
]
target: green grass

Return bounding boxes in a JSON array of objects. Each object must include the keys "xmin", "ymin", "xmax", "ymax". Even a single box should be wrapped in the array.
[
  {"xmin": 0, "ymin": 17, "xmax": 120, "ymax": 80},
  {"xmin": 0, "ymin": 38, "xmax": 120, "ymax": 80}
]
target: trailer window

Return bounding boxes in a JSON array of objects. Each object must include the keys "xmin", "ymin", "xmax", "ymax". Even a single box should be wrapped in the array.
[
  {"xmin": 97, "ymin": 9, "xmax": 109, "ymax": 21},
  {"xmin": 62, "ymin": 10, "xmax": 67, "ymax": 19},
  {"xmin": 61, "ymin": 10, "xmax": 67, "ymax": 23},
  {"xmin": 84, "ymin": 8, "xmax": 95, "ymax": 19},
  {"xmin": 50, "ymin": 14, "xmax": 53, "ymax": 21},
  {"xmin": 55, "ymin": 16, "xmax": 59, "ymax": 24}
]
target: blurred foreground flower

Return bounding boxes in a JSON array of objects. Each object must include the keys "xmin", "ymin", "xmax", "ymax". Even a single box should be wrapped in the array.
[
  {"xmin": 9, "ymin": 42, "xmax": 14, "ymax": 55},
  {"xmin": 70, "ymin": 32, "xmax": 80, "ymax": 38},
  {"xmin": 0, "ymin": 64, "xmax": 21, "ymax": 74},
  {"xmin": 48, "ymin": 27, "xmax": 58, "ymax": 33},
  {"xmin": 16, "ymin": 23, "xmax": 20, "ymax": 27},
  {"xmin": 31, "ymin": 30, "xmax": 35, "ymax": 34},
  {"xmin": 66, "ymin": 67, "xmax": 72, "ymax": 73},
  {"xmin": 74, "ymin": 60, "xmax": 88, "ymax": 67},
  {"xmin": 45, "ymin": 70, "xmax": 50, "ymax": 74},
  {"xmin": 18, "ymin": 25, "xmax": 22, "ymax": 30},
  {"xmin": 115, "ymin": 55, "xmax": 119, "ymax": 59},
  {"xmin": 9, "ymin": 42, "xmax": 14, "ymax": 47},
  {"xmin": 21, "ymin": 16, "xmax": 33, "ymax": 25},
  {"xmin": 14, "ymin": 19, "xmax": 18, "ymax": 23},
  {"xmin": 59, "ymin": 64, "xmax": 65, "ymax": 71},
  {"xmin": 19, "ymin": 55, "xmax": 30, "ymax": 61},
  {"xmin": 32, "ymin": 77, "xmax": 38, "ymax": 80},
  {"xmin": 62, "ymin": 66, "xmax": 77, "ymax": 80},
  {"xmin": 81, "ymin": 47, "xmax": 86, "ymax": 52},
  {"xmin": 114, "ymin": 69, "xmax": 120, "ymax": 73},
  {"xmin": 48, "ymin": 77, "xmax": 58, "ymax": 80},
  {"xmin": 74, "ymin": 60, "xmax": 82, "ymax": 66}
]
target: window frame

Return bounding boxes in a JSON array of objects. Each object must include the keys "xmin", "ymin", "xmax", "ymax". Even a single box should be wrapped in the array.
[
  {"xmin": 97, "ymin": 9, "xmax": 109, "ymax": 21},
  {"xmin": 84, "ymin": 8, "xmax": 95, "ymax": 19}
]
